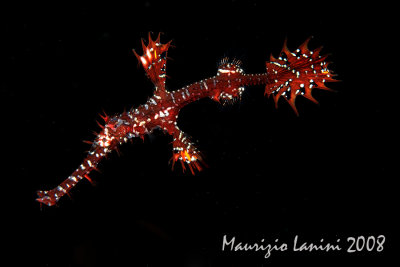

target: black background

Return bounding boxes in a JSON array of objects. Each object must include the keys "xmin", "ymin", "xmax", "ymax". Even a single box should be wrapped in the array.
[{"xmin": 2, "ymin": 1, "xmax": 396, "ymax": 266}]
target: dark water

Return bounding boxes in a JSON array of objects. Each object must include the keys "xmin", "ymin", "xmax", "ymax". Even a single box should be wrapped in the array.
[{"xmin": 3, "ymin": 1, "xmax": 395, "ymax": 266}]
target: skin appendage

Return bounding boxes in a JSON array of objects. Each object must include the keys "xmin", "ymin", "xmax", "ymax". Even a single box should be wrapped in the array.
[{"xmin": 36, "ymin": 33, "xmax": 338, "ymax": 206}]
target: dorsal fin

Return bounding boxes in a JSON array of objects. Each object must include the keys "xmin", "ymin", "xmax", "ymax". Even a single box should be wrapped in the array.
[{"xmin": 133, "ymin": 32, "xmax": 172, "ymax": 92}]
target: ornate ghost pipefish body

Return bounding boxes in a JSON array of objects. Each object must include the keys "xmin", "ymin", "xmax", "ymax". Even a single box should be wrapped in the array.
[{"xmin": 36, "ymin": 33, "xmax": 338, "ymax": 206}]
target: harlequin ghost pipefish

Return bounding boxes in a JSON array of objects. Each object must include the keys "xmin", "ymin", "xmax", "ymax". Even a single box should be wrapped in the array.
[{"xmin": 36, "ymin": 33, "xmax": 338, "ymax": 206}]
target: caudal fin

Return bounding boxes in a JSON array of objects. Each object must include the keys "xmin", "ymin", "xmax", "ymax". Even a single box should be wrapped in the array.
[{"xmin": 264, "ymin": 37, "xmax": 338, "ymax": 115}]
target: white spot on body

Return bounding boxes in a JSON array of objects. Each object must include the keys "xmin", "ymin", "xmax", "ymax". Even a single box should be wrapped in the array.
[
  {"xmin": 140, "ymin": 56, "xmax": 147, "ymax": 66},
  {"xmin": 146, "ymin": 49, "xmax": 152, "ymax": 60},
  {"xmin": 57, "ymin": 186, "xmax": 66, "ymax": 193}
]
